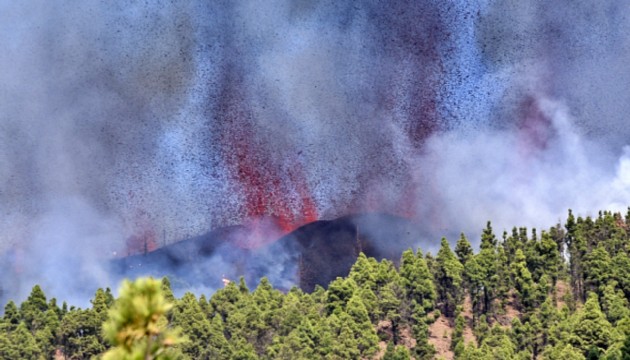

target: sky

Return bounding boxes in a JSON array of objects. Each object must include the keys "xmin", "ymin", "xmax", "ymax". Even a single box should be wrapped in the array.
[{"xmin": 1, "ymin": 0, "xmax": 630, "ymax": 302}]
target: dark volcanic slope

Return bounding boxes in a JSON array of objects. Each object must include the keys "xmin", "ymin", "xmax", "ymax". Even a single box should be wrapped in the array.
[
  {"xmin": 280, "ymin": 213, "xmax": 427, "ymax": 292},
  {"xmin": 110, "ymin": 225, "xmax": 252, "ymax": 291},
  {"xmin": 110, "ymin": 213, "xmax": 428, "ymax": 293}
]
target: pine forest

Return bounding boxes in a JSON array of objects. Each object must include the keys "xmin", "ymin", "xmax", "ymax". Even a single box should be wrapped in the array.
[{"xmin": 3, "ymin": 209, "xmax": 630, "ymax": 360}]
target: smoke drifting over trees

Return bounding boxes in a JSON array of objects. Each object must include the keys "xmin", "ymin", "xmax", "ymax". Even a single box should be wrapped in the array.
[{"xmin": 1, "ymin": 1, "xmax": 630, "ymax": 302}]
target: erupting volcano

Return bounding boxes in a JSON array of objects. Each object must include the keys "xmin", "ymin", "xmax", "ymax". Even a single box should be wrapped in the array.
[{"xmin": 2, "ymin": 1, "xmax": 630, "ymax": 303}]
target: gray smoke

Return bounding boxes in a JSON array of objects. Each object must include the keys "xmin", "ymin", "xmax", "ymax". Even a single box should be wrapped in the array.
[{"xmin": 1, "ymin": 0, "xmax": 630, "ymax": 304}]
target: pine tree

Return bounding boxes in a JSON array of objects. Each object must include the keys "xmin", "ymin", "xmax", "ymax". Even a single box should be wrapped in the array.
[
  {"xmin": 566, "ymin": 210, "xmax": 587, "ymax": 301},
  {"xmin": 601, "ymin": 281, "xmax": 630, "ymax": 324},
  {"xmin": 161, "ymin": 277, "xmax": 176, "ymax": 304},
  {"xmin": 536, "ymin": 231, "xmax": 562, "ymax": 283},
  {"xmin": 511, "ymin": 249, "xmax": 535, "ymax": 310},
  {"xmin": 543, "ymin": 343, "xmax": 586, "ymax": 360},
  {"xmin": 207, "ymin": 314, "xmax": 231, "ymax": 359},
  {"xmin": 400, "ymin": 249, "xmax": 436, "ymax": 311},
  {"xmin": 199, "ymin": 294, "xmax": 210, "ymax": 316},
  {"xmin": 455, "ymin": 233, "xmax": 474, "ymax": 265},
  {"xmin": 526, "ymin": 313, "xmax": 545, "ymax": 358},
  {"xmin": 538, "ymin": 296, "xmax": 559, "ymax": 349},
  {"xmin": 0, "ymin": 332, "xmax": 12, "ymax": 359},
  {"xmin": 477, "ymin": 222, "xmax": 498, "ymax": 316},
  {"xmin": 58, "ymin": 308, "xmax": 106, "ymax": 358},
  {"xmin": 383, "ymin": 342, "xmax": 397, "ymax": 360},
  {"xmin": 586, "ymin": 345, "xmax": 601, "ymax": 359},
  {"xmin": 511, "ymin": 317, "xmax": 528, "ymax": 354},
  {"xmin": 325, "ymin": 277, "xmax": 357, "ymax": 315},
  {"xmin": 464, "ymin": 255, "xmax": 486, "ymax": 321},
  {"xmin": 358, "ymin": 286, "xmax": 380, "ymax": 321},
  {"xmin": 20, "ymin": 284, "xmax": 48, "ymax": 332},
  {"xmin": 613, "ymin": 252, "xmax": 630, "ymax": 299},
  {"xmin": 345, "ymin": 294, "xmax": 379, "ymax": 357},
  {"xmin": 375, "ymin": 259, "xmax": 400, "ymax": 289},
  {"xmin": 379, "ymin": 281, "xmax": 403, "ymax": 338},
  {"xmin": 249, "ymin": 277, "xmax": 282, "ymax": 352},
  {"xmin": 102, "ymin": 277, "xmax": 185, "ymax": 360},
  {"xmin": 230, "ymin": 337, "xmax": 259, "ymax": 360},
  {"xmin": 383, "ymin": 342, "xmax": 412, "ymax": 360},
  {"xmin": 275, "ymin": 290, "xmax": 306, "ymax": 336},
  {"xmin": 293, "ymin": 318, "xmax": 318, "ymax": 357},
  {"xmin": 328, "ymin": 313, "xmax": 360, "ymax": 360},
  {"xmin": 34, "ymin": 324, "xmax": 56, "ymax": 359},
  {"xmin": 436, "ymin": 238, "xmax": 464, "ymax": 317},
  {"xmin": 479, "ymin": 326, "xmax": 517, "ymax": 359},
  {"xmin": 2, "ymin": 301, "xmax": 20, "ymax": 331},
  {"xmin": 349, "ymin": 252, "xmax": 377, "ymax": 290},
  {"xmin": 225, "ymin": 294, "xmax": 265, "ymax": 354},
  {"xmin": 504, "ymin": 227, "xmax": 522, "ymax": 262},
  {"xmin": 48, "ymin": 297, "xmax": 61, "ymax": 320},
  {"xmin": 620, "ymin": 333, "xmax": 630, "ymax": 360},
  {"xmin": 452, "ymin": 313, "xmax": 466, "ymax": 353},
  {"xmin": 268, "ymin": 325, "xmax": 312, "ymax": 360},
  {"xmin": 481, "ymin": 221, "xmax": 498, "ymax": 249},
  {"xmin": 495, "ymin": 245, "xmax": 511, "ymax": 306},
  {"xmin": 411, "ymin": 303, "xmax": 435, "ymax": 359},
  {"xmin": 171, "ymin": 292, "xmax": 213, "ymax": 359},
  {"xmin": 312, "ymin": 313, "xmax": 334, "ymax": 357},
  {"xmin": 583, "ymin": 244, "xmax": 612, "ymax": 294},
  {"xmin": 92, "ymin": 288, "xmax": 112, "ymax": 322},
  {"xmin": 4, "ymin": 322, "xmax": 42, "ymax": 359},
  {"xmin": 458, "ymin": 343, "xmax": 486, "ymax": 359},
  {"xmin": 569, "ymin": 292, "xmax": 619, "ymax": 355}
]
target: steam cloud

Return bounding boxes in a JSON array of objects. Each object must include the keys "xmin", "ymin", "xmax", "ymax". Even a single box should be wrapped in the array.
[{"xmin": 1, "ymin": 1, "xmax": 630, "ymax": 303}]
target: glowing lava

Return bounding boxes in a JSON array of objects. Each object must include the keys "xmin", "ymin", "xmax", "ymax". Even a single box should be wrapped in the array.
[{"xmin": 216, "ymin": 67, "xmax": 319, "ymax": 239}]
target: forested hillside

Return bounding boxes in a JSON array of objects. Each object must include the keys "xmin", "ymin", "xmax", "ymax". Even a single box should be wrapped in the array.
[{"xmin": 3, "ymin": 210, "xmax": 630, "ymax": 359}]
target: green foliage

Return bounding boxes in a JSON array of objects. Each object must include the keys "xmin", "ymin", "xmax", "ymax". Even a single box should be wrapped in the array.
[
  {"xmin": 400, "ymin": 248, "xmax": 436, "ymax": 311},
  {"xmin": 620, "ymin": 333, "xmax": 630, "ymax": 360},
  {"xmin": 102, "ymin": 277, "xmax": 185, "ymax": 360},
  {"xmin": 586, "ymin": 345, "xmax": 602, "ymax": 359},
  {"xmin": 2, "ymin": 301, "xmax": 20, "ymax": 331},
  {"xmin": 2, "ymin": 209, "xmax": 630, "ymax": 359},
  {"xmin": 568, "ymin": 293, "xmax": 620, "ymax": 355},
  {"xmin": 325, "ymin": 277, "xmax": 357, "ymax": 315},
  {"xmin": 613, "ymin": 252, "xmax": 630, "ymax": 299},
  {"xmin": 602, "ymin": 281, "xmax": 630, "ymax": 324},
  {"xmin": 584, "ymin": 245, "xmax": 613, "ymax": 293},
  {"xmin": 20, "ymin": 285, "xmax": 48, "ymax": 333},
  {"xmin": 455, "ymin": 233, "xmax": 474, "ymax": 265},
  {"xmin": 479, "ymin": 326, "xmax": 517, "ymax": 359},
  {"xmin": 436, "ymin": 237, "xmax": 464, "ymax": 317},
  {"xmin": 349, "ymin": 252, "xmax": 377, "ymax": 289},
  {"xmin": 0, "ymin": 322, "xmax": 42, "ymax": 359},
  {"xmin": 535, "ymin": 231, "xmax": 562, "ymax": 283},
  {"xmin": 170, "ymin": 292, "xmax": 212, "ymax": 359},
  {"xmin": 472, "ymin": 222, "xmax": 500, "ymax": 318},
  {"xmin": 495, "ymin": 245, "xmax": 511, "ymax": 305},
  {"xmin": 512, "ymin": 249, "xmax": 535, "ymax": 309},
  {"xmin": 58, "ymin": 308, "xmax": 106, "ymax": 359},
  {"xmin": 206, "ymin": 315, "xmax": 231, "ymax": 359},
  {"xmin": 543, "ymin": 343, "xmax": 586, "ymax": 359},
  {"xmin": 411, "ymin": 304, "xmax": 435, "ymax": 359},
  {"xmin": 345, "ymin": 294, "xmax": 379, "ymax": 357},
  {"xmin": 383, "ymin": 342, "xmax": 412, "ymax": 360}
]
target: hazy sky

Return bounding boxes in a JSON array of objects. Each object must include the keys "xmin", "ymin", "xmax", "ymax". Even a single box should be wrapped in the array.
[{"xmin": 1, "ymin": 0, "xmax": 630, "ymax": 302}]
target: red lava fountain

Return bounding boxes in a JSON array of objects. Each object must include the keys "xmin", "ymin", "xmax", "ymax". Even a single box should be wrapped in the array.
[{"xmin": 215, "ymin": 67, "xmax": 319, "ymax": 248}]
